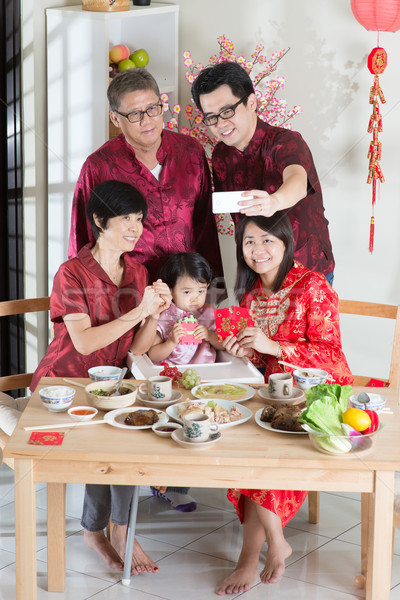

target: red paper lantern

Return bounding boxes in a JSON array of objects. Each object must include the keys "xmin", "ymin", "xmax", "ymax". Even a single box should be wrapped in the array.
[{"xmin": 351, "ymin": 0, "xmax": 400, "ymax": 32}]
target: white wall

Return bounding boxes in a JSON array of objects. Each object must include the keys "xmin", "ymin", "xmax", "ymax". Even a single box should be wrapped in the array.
[{"xmin": 22, "ymin": 0, "xmax": 400, "ymax": 380}]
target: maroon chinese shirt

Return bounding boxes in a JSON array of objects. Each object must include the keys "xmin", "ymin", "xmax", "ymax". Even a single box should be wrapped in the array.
[
  {"xmin": 30, "ymin": 246, "xmax": 147, "ymax": 391},
  {"xmin": 68, "ymin": 131, "xmax": 223, "ymax": 282},
  {"xmin": 212, "ymin": 118, "xmax": 335, "ymax": 275}
]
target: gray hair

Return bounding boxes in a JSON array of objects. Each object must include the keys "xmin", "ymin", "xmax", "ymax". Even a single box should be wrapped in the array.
[{"xmin": 107, "ymin": 68, "xmax": 160, "ymax": 111}]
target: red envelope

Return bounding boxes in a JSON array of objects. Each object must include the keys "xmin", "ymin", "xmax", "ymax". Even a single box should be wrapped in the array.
[
  {"xmin": 28, "ymin": 432, "xmax": 65, "ymax": 445},
  {"xmin": 367, "ymin": 378, "xmax": 390, "ymax": 388},
  {"xmin": 214, "ymin": 306, "xmax": 255, "ymax": 341}
]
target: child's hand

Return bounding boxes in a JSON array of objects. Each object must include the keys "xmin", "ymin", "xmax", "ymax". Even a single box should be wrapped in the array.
[
  {"xmin": 150, "ymin": 279, "xmax": 172, "ymax": 317},
  {"xmin": 193, "ymin": 324, "xmax": 209, "ymax": 341},
  {"xmin": 170, "ymin": 322, "xmax": 186, "ymax": 345}
]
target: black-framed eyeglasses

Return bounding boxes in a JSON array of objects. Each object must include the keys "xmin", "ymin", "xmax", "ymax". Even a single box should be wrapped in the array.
[
  {"xmin": 202, "ymin": 95, "xmax": 248, "ymax": 126},
  {"xmin": 115, "ymin": 103, "xmax": 163, "ymax": 123}
]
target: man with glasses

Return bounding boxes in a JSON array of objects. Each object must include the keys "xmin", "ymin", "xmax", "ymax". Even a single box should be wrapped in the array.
[
  {"xmin": 68, "ymin": 68, "xmax": 223, "ymax": 287},
  {"xmin": 191, "ymin": 62, "xmax": 334, "ymax": 285}
]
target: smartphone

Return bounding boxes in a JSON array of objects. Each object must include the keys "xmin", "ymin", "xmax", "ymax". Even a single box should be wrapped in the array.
[{"xmin": 212, "ymin": 191, "xmax": 253, "ymax": 214}]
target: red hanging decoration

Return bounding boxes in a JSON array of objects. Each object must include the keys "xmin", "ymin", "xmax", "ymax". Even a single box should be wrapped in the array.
[
  {"xmin": 351, "ymin": 0, "xmax": 400, "ymax": 32},
  {"xmin": 366, "ymin": 48, "xmax": 386, "ymax": 252},
  {"xmin": 350, "ymin": 1, "xmax": 400, "ymax": 252}
]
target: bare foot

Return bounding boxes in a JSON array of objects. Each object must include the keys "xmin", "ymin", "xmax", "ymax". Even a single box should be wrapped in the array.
[
  {"xmin": 260, "ymin": 537, "xmax": 292, "ymax": 584},
  {"xmin": 83, "ymin": 529, "xmax": 123, "ymax": 571},
  {"xmin": 111, "ymin": 524, "xmax": 159, "ymax": 575},
  {"xmin": 216, "ymin": 561, "xmax": 258, "ymax": 595}
]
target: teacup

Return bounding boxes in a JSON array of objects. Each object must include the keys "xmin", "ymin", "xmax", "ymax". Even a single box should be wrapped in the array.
[
  {"xmin": 183, "ymin": 413, "xmax": 219, "ymax": 443},
  {"xmin": 268, "ymin": 373, "xmax": 293, "ymax": 398},
  {"xmin": 139, "ymin": 376, "xmax": 172, "ymax": 401}
]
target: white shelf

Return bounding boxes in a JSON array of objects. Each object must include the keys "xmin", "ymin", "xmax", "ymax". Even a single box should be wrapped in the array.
[{"xmin": 46, "ymin": 2, "xmax": 179, "ymax": 283}]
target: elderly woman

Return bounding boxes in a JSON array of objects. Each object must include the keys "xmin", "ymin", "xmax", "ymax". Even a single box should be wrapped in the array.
[
  {"xmin": 31, "ymin": 180, "xmax": 170, "ymax": 573},
  {"xmin": 220, "ymin": 213, "xmax": 352, "ymax": 595}
]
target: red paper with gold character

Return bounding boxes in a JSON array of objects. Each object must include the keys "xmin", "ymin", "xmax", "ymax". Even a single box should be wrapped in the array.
[
  {"xmin": 214, "ymin": 306, "xmax": 255, "ymax": 341},
  {"xmin": 368, "ymin": 47, "xmax": 387, "ymax": 75},
  {"xmin": 28, "ymin": 432, "xmax": 65, "ymax": 445}
]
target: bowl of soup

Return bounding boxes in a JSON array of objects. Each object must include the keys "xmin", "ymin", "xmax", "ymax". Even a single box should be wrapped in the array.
[{"xmin": 85, "ymin": 379, "xmax": 137, "ymax": 411}]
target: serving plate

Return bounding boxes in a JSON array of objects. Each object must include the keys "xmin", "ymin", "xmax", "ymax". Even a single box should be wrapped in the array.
[
  {"xmin": 137, "ymin": 389, "xmax": 183, "ymax": 409},
  {"xmin": 191, "ymin": 382, "xmax": 255, "ymax": 402},
  {"xmin": 171, "ymin": 428, "xmax": 221, "ymax": 449},
  {"xmin": 104, "ymin": 407, "xmax": 168, "ymax": 430},
  {"xmin": 166, "ymin": 399, "xmax": 252, "ymax": 429},
  {"xmin": 254, "ymin": 408, "xmax": 307, "ymax": 435}
]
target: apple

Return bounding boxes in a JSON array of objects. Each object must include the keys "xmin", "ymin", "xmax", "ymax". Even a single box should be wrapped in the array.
[
  {"xmin": 109, "ymin": 44, "xmax": 130, "ymax": 64},
  {"xmin": 130, "ymin": 48, "xmax": 149, "ymax": 68},
  {"xmin": 118, "ymin": 59, "xmax": 136, "ymax": 71},
  {"xmin": 109, "ymin": 63, "xmax": 119, "ymax": 78}
]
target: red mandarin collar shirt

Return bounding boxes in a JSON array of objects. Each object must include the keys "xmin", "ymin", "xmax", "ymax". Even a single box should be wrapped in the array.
[
  {"xmin": 30, "ymin": 245, "xmax": 147, "ymax": 391},
  {"xmin": 212, "ymin": 118, "xmax": 335, "ymax": 276},
  {"xmin": 68, "ymin": 131, "xmax": 223, "ymax": 282}
]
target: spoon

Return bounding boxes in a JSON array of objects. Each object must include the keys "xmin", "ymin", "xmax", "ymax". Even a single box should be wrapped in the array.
[
  {"xmin": 111, "ymin": 367, "xmax": 127, "ymax": 397},
  {"xmin": 356, "ymin": 392, "xmax": 370, "ymax": 406}
]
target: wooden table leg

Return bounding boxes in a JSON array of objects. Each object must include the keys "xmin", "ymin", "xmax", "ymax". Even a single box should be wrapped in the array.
[
  {"xmin": 14, "ymin": 459, "xmax": 37, "ymax": 600},
  {"xmin": 366, "ymin": 470, "xmax": 394, "ymax": 600},
  {"xmin": 361, "ymin": 492, "xmax": 370, "ymax": 575},
  {"xmin": 47, "ymin": 483, "xmax": 66, "ymax": 591}
]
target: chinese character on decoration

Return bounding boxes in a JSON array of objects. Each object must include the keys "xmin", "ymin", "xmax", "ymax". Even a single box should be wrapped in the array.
[
  {"xmin": 350, "ymin": 0, "xmax": 400, "ymax": 252},
  {"xmin": 163, "ymin": 36, "xmax": 302, "ymax": 236}
]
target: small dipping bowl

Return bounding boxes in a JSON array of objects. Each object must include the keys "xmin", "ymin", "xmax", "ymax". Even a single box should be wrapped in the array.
[
  {"xmin": 68, "ymin": 406, "xmax": 98, "ymax": 421},
  {"xmin": 152, "ymin": 422, "xmax": 182, "ymax": 438},
  {"xmin": 39, "ymin": 386, "xmax": 75, "ymax": 412},
  {"xmin": 350, "ymin": 393, "xmax": 387, "ymax": 413},
  {"xmin": 88, "ymin": 366, "xmax": 122, "ymax": 382},
  {"xmin": 293, "ymin": 368, "xmax": 328, "ymax": 391}
]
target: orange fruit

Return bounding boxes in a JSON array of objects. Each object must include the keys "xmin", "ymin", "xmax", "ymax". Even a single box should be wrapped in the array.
[{"xmin": 342, "ymin": 408, "xmax": 371, "ymax": 432}]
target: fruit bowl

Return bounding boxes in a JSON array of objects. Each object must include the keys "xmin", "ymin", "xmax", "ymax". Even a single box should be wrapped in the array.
[{"xmin": 304, "ymin": 424, "xmax": 381, "ymax": 456}]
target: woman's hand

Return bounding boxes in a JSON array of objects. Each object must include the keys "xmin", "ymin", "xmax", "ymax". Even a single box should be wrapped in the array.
[
  {"xmin": 222, "ymin": 334, "xmax": 252, "ymax": 358},
  {"xmin": 238, "ymin": 189, "xmax": 280, "ymax": 217},
  {"xmin": 236, "ymin": 326, "xmax": 279, "ymax": 356},
  {"xmin": 170, "ymin": 322, "xmax": 186, "ymax": 345},
  {"xmin": 139, "ymin": 285, "xmax": 165, "ymax": 319},
  {"xmin": 151, "ymin": 279, "xmax": 172, "ymax": 316}
]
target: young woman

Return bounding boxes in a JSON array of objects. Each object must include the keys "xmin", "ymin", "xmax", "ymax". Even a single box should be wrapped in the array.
[
  {"xmin": 32, "ymin": 180, "xmax": 171, "ymax": 574},
  {"xmin": 219, "ymin": 213, "xmax": 352, "ymax": 595}
]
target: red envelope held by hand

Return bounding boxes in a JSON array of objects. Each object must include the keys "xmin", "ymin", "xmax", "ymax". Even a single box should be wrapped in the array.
[{"xmin": 214, "ymin": 306, "xmax": 255, "ymax": 341}]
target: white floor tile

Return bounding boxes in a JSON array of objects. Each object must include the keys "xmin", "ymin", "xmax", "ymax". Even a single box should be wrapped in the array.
[{"xmin": 291, "ymin": 491, "xmax": 361, "ymax": 538}]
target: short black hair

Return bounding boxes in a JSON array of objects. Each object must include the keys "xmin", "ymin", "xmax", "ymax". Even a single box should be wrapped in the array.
[
  {"xmin": 160, "ymin": 252, "xmax": 213, "ymax": 289},
  {"xmin": 87, "ymin": 180, "xmax": 148, "ymax": 240},
  {"xmin": 192, "ymin": 62, "xmax": 255, "ymax": 112},
  {"xmin": 107, "ymin": 69, "xmax": 160, "ymax": 112},
  {"xmin": 234, "ymin": 213, "xmax": 294, "ymax": 302}
]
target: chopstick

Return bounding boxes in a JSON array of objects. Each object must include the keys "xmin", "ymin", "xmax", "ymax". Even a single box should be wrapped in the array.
[
  {"xmin": 24, "ymin": 420, "xmax": 106, "ymax": 431},
  {"xmin": 63, "ymin": 378, "xmax": 86, "ymax": 388}
]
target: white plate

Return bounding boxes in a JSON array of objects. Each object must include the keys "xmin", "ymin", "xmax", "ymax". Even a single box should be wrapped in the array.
[
  {"xmin": 254, "ymin": 408, "xmax": 307, "ymax": 435},
  {"xmin": 136, "ymin": 389, "xmax": 183, "ymax": 409},
  {"xmin": 171, "ymin": 428, "xmax": 221, "ymax": 449},
  {"xmin": 258, "ymin": 387, "xmax": 305, "ymax": 404},
  {"xmin": 104, "ymin": 407, "xmax": 168, "ymax": 430},
  {"xmin": 191, "ymin": 382, "xmax": 255, "ymax": 402},
  {"xmin": 166, "ymin": 399, "xmax": 252, "ymax": 429}
]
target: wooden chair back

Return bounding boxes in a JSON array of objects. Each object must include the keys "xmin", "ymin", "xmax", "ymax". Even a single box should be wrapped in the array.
[
  {"xmin": 0, "ymin": 297, "xmax": 50, "ymax": 468},
  {"xmin": 0, "ymin": 297, "xmax": 50, "ymax": 392},
  {"xmin": 338, "ymin": 300, "xmax": 400, "ymax": 390}
]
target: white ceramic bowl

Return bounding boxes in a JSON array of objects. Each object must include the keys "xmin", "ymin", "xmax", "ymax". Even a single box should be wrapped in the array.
[
  {"xmin": 39, "ymin": 386, "xmax": 75, "ymax": 412},
  {"xmin": 68, "ymin": 406, "xmax": 98, "ymax": 421},
  {"xmin": 152, "ymin": 422, "xmax": 182, "ymax": 438},
  {"xmin": 88, "ymin": 366, "xmax": 122, "ymax": 382},
  {"xmin": 85, "ymin": 379, "xmax": 137, "ymax": 411},
  {"xmin": 293, "ymin": 369, "xmax": 328, "ymax": 391},
  {"xmin": 350, "ymin": 393, "xmax": 387, "ymax": 413}
]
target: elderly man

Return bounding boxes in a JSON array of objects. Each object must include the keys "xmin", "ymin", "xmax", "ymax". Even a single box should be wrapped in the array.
[
  {"xmin": 191, "ymin": 61, "xmax": 334, "ymax": 284},
  {"xmin": 69, "ymin": 68, "xmax": 223, "ymax": 286}
]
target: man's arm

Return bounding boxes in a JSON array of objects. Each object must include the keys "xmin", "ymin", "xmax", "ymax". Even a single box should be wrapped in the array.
[{"xmin": 238, "ymin": 164, "xmax": 308, "ymax": 217}]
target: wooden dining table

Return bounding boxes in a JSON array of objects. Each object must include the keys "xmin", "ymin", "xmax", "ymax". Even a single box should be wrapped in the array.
[{"xmin": 4, "ymin": 377, "xmax": 400, "ymax": 600}]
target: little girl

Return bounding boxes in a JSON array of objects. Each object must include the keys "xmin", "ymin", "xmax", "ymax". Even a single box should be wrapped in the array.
[{"xmin": 148, "ymin": 252, "xmax": 224, "ymax": 365}]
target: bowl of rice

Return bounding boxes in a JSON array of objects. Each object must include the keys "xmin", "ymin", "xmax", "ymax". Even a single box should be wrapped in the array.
[{"xmin": 39, "ymin": 386, "xmax": 75, "ymax": 412}]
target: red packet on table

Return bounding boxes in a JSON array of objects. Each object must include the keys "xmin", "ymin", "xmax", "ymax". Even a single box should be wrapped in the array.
[
  {"xmin": 28, "ymin": 432, "xmax": 65, "ymax": 446},
  {"xmin": 214, "ymin": 306, "xmax": 255, "ymax": 341},
  {"xmin": 367, "ymin": 378, "xmax": 390, "ymax": 388},
  {"xmin": 178, "ymin": 315, "xmax": 201, "ymax": 345}
]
